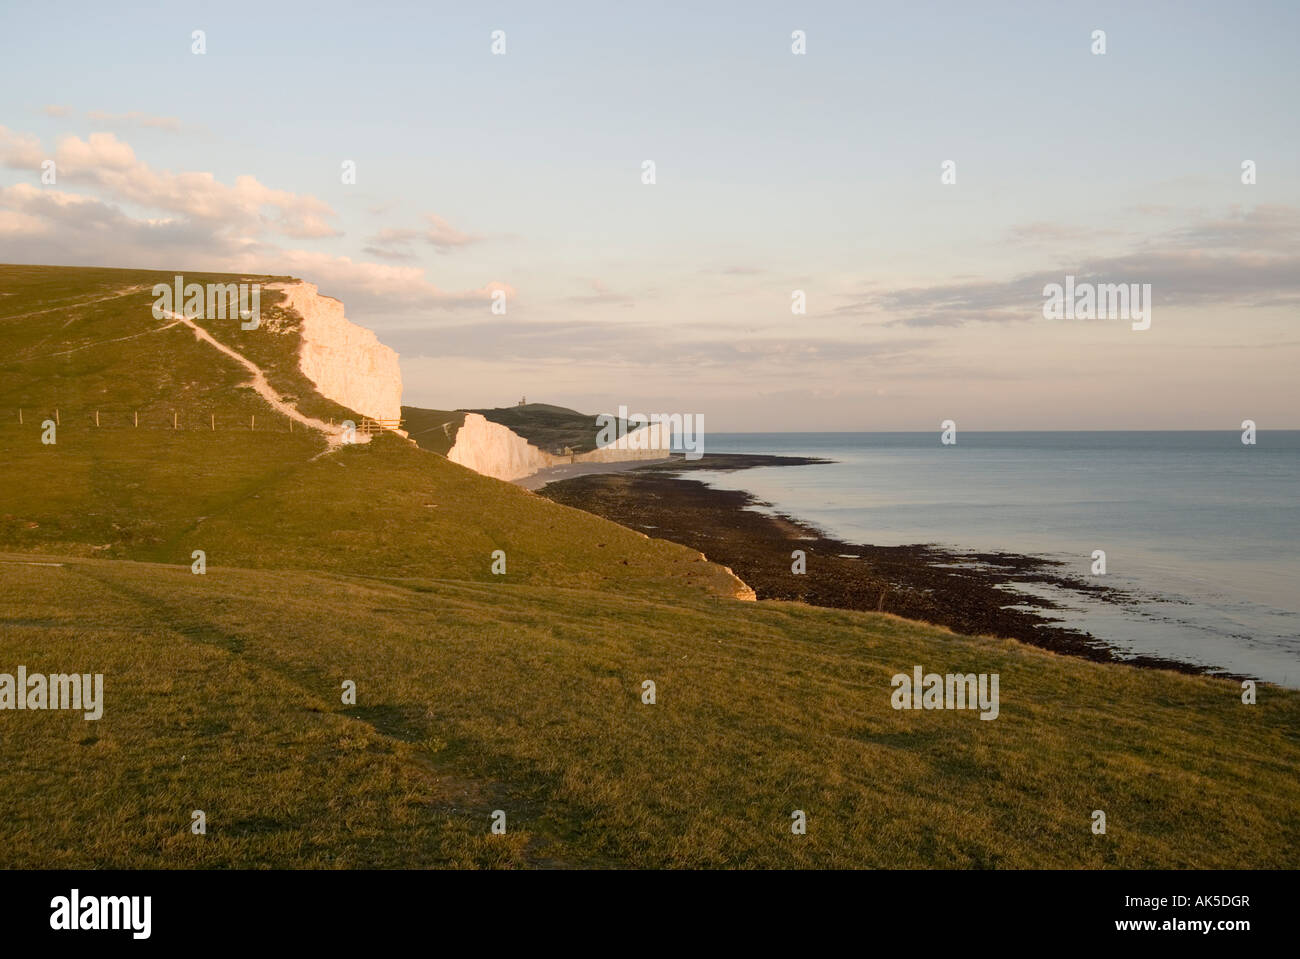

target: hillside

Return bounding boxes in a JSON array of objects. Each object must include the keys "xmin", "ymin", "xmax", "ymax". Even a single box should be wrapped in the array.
[
  {"xmin": 400, "ymin": 406, "xmax": 466, "ymax": 456},
  {"xmin": 465, "ymin": 403, "xmax": 615, "ymax": 454},
  {"xmin": 2, "ymin": 263, "xmax": 1298, "ymax": 869},
  {"xmin": 404, "ymin": 402, "xmax": 667, "ymax": 482},
  {"xmin": 0, "ymin": 265, "xmax": 740, "ymax": 597},
  {"xmin": 404, "ymin": 402, "xmax": 644, "ymax": 457}
]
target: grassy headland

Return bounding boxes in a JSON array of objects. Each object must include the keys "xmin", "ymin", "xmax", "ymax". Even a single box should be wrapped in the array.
[{"xmin": 1, "ymin": 264, "xmax": 1297, "ymax": 868}]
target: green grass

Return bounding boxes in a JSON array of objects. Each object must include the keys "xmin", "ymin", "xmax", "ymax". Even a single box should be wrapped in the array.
[
  {"xmin": 401, "ymin": 406, "xmax": 466, "ymax": 456},
  {"xmin": 3, "ymin": 554, "xmax": 1296, "ymax": 868},
  {"xmin": 0, "ymin": 427, "xmax": 741, "ymax": 599},
  {"xmin": 1, "ymin": 263, "xmax": 1297, "ymax": 869},
  {"xmin": 462, "ymin": 402, "xmax": 630, "ymax": 454},
  {"xmin": 0, "ymin": 263, "xmax": 359, "ymax": 430}
]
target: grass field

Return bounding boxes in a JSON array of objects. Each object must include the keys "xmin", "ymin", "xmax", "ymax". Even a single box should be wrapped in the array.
[
  {"xmin": 464, "ymin": 402, "xmax": 624, "ymax": 454},
  {"xmin": 2, "ymin": 263, "xmax": 1298, "ymax": 868}
]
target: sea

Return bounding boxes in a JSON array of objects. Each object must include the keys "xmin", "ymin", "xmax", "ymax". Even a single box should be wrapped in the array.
[{"xmin": 683, "ymin": 431, "xmax": 1300, "ymax": 687}]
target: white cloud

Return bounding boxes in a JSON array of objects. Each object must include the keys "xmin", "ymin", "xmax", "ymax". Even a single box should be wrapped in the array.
[
  {"xmin": 52, "ymin": 131, "xmax": 339, "ymax": 238},
  {"xmin": 0, "ymin": 127, "xmax": 513, "ymax": 316},
  {"xmin": 363, "ymin": 212, "xmax": 479, "ymax": 258},
  {"xmin": 424, "ymin": 213, "xmax": 475, "ymax": 250},
  {"xmin": 838, "ymin": 207, "xmax": 1300, "ymax": 328},
  {"xmin": 0, "ymin": 126, "xmax": 44, "ymax": 169},
  {"xmin": 223, "ymin": 249, "xmax": 514, "ymax": 310}
]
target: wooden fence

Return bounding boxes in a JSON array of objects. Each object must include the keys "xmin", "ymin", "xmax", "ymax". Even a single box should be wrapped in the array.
[{"xmin": 9, "ymin": 408, "xmax": 404, "ymax": 436}]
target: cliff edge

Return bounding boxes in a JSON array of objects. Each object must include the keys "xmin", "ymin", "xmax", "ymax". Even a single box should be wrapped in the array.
[{"xmin": 270, "ymin": 280, "xmax": 403, "ymax": 423}]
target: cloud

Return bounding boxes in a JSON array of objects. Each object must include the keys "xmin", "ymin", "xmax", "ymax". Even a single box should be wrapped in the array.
[
  {"xmin": 1160, "ymin": 205, "xmax": 1300, "ymax": 252},
  {"xmin": 841, "ymin": 207, "xmax": 1300, "ymax": 328},
  {"xmin": 222, "ymin": 249, "xmax": 514, "ymax": 313},
  {"xmin": 1005, "ymin": 222, "xmax": 1122, "ymax": 245},
  {"xmin": 1130, "ymin": 203, "xmax": 1176, "ymax": 216},
  {"xmin": 1, "ymin": 183, "xmax": 122, "ymax": 222},
  {"xmin": 86, "ymin": 110, "xmax": 184, "ymax": 133},
  {"xmin": 50, "ymin": 131, "xmax": 339, "ymax": 238},
  {"xmin": 565, "ymin": 279, "xmax": 637, "ymax": 307},
  {"xmin": 40, "ymin": 105, "xmax": 190, "ymax": 133},
  {"xmin": 424, "ymin": 213, "xmax": 475, "ymax": 250},
  {"xmin": 379, "ymin": 317, "xmax": 926, "ymax": 376},
  {"xmin": 0, "ymin": 127, "xmax": 513, "ymax": 317},
  {"xmin": 0, "ymin": 126, "xmax": 44, "ymax": 169},
  {"xmin": 362, "ymin": 228, "xmax": 421, "ymax": 260},
  {"xmin": 363, "ymin": 212, "xmax": 479, "ymax": 258},
  {"xmin": 0, "ymin": 183, "xmax": 265, "ymax": 263},
  {"xmin": 0, "ymin": 188, "xmax": 515, "ymax": 315}
]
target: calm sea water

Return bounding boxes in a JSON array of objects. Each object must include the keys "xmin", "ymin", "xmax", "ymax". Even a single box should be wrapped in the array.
[{"xmin": 686, "ymin": 432, "xmax": 1300, "ymax": 687}]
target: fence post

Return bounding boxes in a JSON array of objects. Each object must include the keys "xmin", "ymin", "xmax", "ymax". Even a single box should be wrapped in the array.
[
  {"xmin": 211, "ymin": 413, "xmax": 215, "ymax": 431},
  {"xmin": 95, "ymin": 410, "xmax": 100, "ymax": 427},
  {"xmin": 173, "ymin": 411, "xmax": 178, "ymax": 430},
  {"xmin": 17, "ymin": 409, "xmax": 22, "ymax": 425},
  {"xmin": 134, "ymin": 411, "xmax": 138, "ymax": 428}
]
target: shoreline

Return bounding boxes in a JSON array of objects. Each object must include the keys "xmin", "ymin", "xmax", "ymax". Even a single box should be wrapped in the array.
[
  {"xmin": 538, "ymin": 455, "xmax": 1239, "ymax": 681},
  {"xmin": 513, "ymin": 456, "xmax": 673, "ymax": 491}
]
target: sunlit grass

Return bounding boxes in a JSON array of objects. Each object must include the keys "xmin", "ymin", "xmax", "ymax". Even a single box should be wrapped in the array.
[{"xmin": 1, "ymin": 264, "xmax": 1296, "ymax": 869}]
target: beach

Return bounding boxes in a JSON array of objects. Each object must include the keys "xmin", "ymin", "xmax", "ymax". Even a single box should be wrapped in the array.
[
  {"xmin": 537, "ymin": 454, "xmax": 1241, "ymax": 679},
  {"xmin": 514, "ymin": 455, "xmax": 673, "ymax": 491}
]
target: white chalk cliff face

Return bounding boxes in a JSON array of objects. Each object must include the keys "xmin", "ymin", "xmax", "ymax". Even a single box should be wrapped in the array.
[
  {"xmin": 270, "ymin": 281, "xmax": 403, "ymax": 423},
  {"xmin": 266, "ymin": 279, "xmax": 665, "ymax": 479},
  {"xmin": 446, "ymin": 413, "xmax": 556, "ymax": 481},
  {"xmin": 447, "ymin": 413, "xmax": 669, "ymax": 482}
]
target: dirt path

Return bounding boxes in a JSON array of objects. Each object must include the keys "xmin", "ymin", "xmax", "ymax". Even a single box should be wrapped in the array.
[{"xmin": 163, "ymin": 311, "xmax": 347, "ymax": 446}]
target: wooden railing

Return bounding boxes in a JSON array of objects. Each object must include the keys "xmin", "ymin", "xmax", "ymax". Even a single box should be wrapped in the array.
[{"xmin": 357, "ymin": 417, "xmax": 403, "ymax": 436}]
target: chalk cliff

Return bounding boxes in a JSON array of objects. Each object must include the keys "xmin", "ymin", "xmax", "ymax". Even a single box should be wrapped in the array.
[
  {"xmin": 265, "ymin": 281, "xmax": 665, "ymax": 479},
  {"xmin": 270, "ymin": 281, "xmax": 403, "ymax": 423},
  {"xmin": 445, "ymin": 413, "xmax": 669, "ymax": 482},
  {"xmin": 446, "ymin": 413, "xmax": 556, "ymax": 481}
]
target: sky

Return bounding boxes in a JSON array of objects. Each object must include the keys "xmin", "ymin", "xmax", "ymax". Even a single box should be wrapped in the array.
[{"xmin": 2, "ymin": 0, "xmax": 1298, "ymax": 430}]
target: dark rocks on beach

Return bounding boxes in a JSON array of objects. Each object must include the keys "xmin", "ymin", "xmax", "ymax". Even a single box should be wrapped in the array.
[
  {"xmin": 538, "ymin": 454, "xmax": 1231, "ymax": 679},
  {"xmin": 634, "ymin": 453, "xmax": 834, "ymax": 471}
]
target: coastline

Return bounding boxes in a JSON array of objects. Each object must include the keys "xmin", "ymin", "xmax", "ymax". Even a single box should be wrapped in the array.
[
  {"xmin": 537, "ymin": 455, "xmax": 1238, "ymax": 680},
  {"xmin": 514, "ymin": 455, "xmax": 673, "ymax": 491}
]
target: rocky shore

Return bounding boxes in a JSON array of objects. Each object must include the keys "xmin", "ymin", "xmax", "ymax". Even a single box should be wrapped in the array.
[{"xmin": 538, "ymin": 454, "xmax": 1232, "ymax": 678}]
